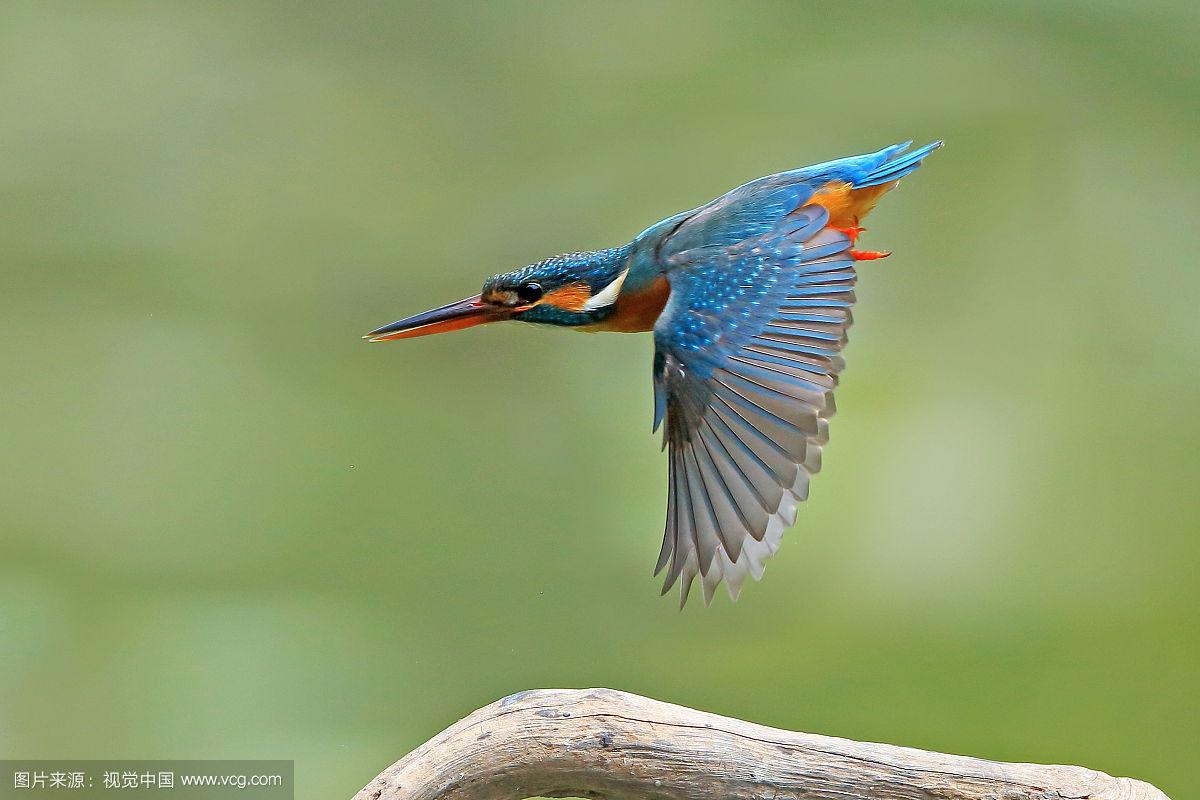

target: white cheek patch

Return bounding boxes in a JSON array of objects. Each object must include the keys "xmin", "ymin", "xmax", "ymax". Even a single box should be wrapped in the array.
[{"xmin": 582, "ymin": 268, "xmax": 630, "ymax": 311}]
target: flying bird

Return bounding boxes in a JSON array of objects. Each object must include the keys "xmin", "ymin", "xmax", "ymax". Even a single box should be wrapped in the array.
[{"xmin": 366, "ymin": 141, "xmax": 942, "ymax": 606}]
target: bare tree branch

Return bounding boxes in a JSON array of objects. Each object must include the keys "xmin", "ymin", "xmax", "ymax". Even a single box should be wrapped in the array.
[{"xmin": 353, "ymin": 688, "xmax": 1170, "ymax": 800}]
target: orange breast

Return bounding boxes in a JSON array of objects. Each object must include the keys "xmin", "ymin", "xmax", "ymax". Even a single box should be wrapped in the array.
[
  {"xmin": 584, "ymin": 275, "xmax": 670, "ymax": 333},
  {"xmin": 804, "ymin": 179, "xmax": 898, "ymax": 227}
]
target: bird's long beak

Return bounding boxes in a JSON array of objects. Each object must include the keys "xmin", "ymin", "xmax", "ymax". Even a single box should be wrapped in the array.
[{"xmin": 363, "ymin": 294, "xmax": 503, "ymax": 342}]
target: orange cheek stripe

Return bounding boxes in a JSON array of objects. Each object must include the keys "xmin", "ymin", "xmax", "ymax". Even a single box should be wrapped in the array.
[{"xmin": 541, "ymin": 282, "xmax": 593, "ymax": 312}]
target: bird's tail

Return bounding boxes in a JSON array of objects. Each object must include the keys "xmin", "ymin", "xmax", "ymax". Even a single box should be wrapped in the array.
[{"xmin": 857, "ymin": 140, "xmax": 943, "ymax": 188}]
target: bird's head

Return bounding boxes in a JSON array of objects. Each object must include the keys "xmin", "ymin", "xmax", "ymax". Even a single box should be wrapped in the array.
[{"xmin": 364, "ymin": 247, "xmax": 631, "ymax": 341}]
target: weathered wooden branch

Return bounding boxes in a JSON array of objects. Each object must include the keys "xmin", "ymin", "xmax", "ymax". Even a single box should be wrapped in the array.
[{"xmin": 354, "ymin": 688, "xmax": 1170, "ymax": 800}]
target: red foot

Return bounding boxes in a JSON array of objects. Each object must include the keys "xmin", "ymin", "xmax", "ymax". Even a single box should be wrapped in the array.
[
  {"xmin": 850, "ymin": 249, "xmax": 891, "ymax": 261},
  {"xmin": 832, "ymin": 224, "xmax": 866, "ymax": 243}
]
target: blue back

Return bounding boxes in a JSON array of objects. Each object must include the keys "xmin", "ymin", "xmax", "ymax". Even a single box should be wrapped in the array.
[{"xmin": 625, "ymin": 141, "xmax": 941, "ymax": 289}]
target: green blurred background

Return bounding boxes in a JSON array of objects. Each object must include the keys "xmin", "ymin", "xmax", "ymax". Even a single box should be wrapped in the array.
[{"xmin": 2, "ymin": 2, "xmax": 1197, "ymax": 798}]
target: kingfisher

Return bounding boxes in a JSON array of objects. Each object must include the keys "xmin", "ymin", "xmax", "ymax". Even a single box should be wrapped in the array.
[{"xmin": 366, "ymin": 141, "xmax": 942, "ymax": 606}]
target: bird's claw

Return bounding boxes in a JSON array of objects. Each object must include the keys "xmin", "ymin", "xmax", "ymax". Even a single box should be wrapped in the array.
[
  {"xmin": 832, "ymin": 224, "xmax": 866, "ymax": 243},
  {"xmin": 850, "ymin": 249, "xmax": 890, "ymax": 261}
]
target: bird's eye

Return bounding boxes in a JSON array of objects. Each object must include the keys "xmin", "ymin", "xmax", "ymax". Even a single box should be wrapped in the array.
[{"xmin": 516, "ymin": 282, "xmax": 544, "ymax": 303}]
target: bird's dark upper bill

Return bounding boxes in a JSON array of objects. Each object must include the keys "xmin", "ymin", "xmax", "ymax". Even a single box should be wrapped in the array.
[{"xmin": 364, "ymin": 295, "xmax": 500, "ymax": 342}]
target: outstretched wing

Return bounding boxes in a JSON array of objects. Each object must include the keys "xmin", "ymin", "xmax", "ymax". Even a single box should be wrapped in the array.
[
  {"xmin": 652, "ymin": 203, "xmax": 855, "ymax": 606},
  {"xmin": 638, "ymin": 141, "xmax": 941, "ymax": 605}
]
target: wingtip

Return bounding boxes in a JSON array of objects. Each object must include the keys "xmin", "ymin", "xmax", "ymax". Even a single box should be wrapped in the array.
[{"xmin": 677, "ymin": 581, "xmax": 691, "ymax": 610}]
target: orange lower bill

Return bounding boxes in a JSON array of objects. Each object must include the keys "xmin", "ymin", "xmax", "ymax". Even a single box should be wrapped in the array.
[{"xmin": 364, "ymin": 295, "xmax": 503, "ymax": 342}]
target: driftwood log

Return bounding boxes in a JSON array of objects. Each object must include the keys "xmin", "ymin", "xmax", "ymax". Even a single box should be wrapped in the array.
[{"xmin": 354, "ymin": 688, "xmax": 1170, "ymax": 800}]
